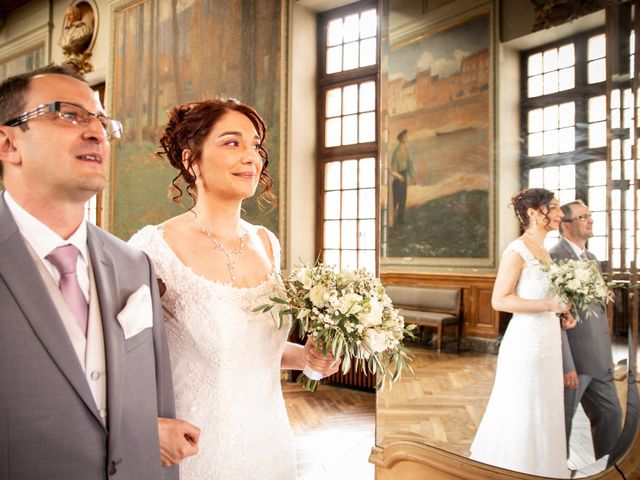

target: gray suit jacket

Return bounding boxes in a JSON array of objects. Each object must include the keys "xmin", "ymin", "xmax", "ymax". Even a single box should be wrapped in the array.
[
  {"xmin": 0, "ymin": 194, "xmax": 178, "ymax": 480},
  {"xmin": 549, "ymin": 238, "xmax": 614, "ymax": 377}
]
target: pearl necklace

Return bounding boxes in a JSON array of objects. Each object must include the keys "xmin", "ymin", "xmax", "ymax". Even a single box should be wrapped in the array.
[{"xmin": 195, "ymin": 218, "xmax": 248, "ymax": 283}]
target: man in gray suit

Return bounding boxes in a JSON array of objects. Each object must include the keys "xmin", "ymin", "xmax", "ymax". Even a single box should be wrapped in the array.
[
  {"xmin": 550, "ymin": 200, "xmax": 623, "ymax": 460},
  {"xmin": 0, "ymin": 65, "xmax": 199, "ymax": 479}
]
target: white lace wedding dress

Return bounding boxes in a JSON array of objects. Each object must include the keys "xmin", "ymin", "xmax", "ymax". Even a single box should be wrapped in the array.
[
  {"xmin": 129, "ymin": 223, "xmax": 296, "ymax": 480},
  {"xmin": 469, "ymin": 239, "xmax": 569, "ymax": 478}
]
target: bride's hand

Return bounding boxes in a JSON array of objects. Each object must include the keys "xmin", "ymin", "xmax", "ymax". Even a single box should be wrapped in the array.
[
  {"xmin": 546, "ymin": 297, "xmax": 568, "ymax": 314},
  {"xmin": 560, "ymin": 311, "xmax": 578, "ymax": 330},
  {"xmin": 304, "ymin": 338, "xmax": 340, "ymax": 377}
]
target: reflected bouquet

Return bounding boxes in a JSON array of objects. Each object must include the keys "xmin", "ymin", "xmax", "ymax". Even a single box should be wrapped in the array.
[
  {"xmin": 545, "ymin": 258, "xmax": 613, "ymax": 320},
  {"xmin": 255, "ymin": 262, "xmax": 415, "ymax": 391}
]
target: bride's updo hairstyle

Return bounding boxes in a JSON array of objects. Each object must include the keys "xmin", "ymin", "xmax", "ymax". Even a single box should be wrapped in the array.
[
  {"xmin": 158, "ymin": 97, "xmax": 276, "ymax": 210},
  {"xmin": 511, "ymin": 188, "xmax": 555, "ymax": 229}
]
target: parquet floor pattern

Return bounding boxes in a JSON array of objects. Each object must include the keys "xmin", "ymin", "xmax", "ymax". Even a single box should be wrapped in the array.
[{"xmin": 283, "ymin": 382, "xmax": 375, "ymax": 480}]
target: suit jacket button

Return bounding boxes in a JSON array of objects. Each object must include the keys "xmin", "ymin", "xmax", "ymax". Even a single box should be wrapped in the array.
[{"xmin": 109, "ymin": 459, "xmax": 121, "ymax": 475}]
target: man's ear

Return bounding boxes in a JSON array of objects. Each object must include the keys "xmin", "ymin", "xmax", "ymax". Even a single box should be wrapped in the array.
[{"xmin": 0, "ymin": 127, "xmax": 21, "ymax": 166}]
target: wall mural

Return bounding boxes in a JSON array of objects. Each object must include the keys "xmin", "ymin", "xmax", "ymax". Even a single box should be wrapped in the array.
[
  {"xmin": 109, "ymin": 0, "xmax": 285, "ymax": 246},
  {"xmin": 380, "ymin": 9, "xmax": 493, "ymax": 268}
]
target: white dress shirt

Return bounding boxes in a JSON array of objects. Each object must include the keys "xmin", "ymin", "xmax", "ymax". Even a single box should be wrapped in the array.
[
  {"xmin": 4, "ymin": 191, "xmax": 90, "ymax": 301},
  {"xmin": 564, "ymin": 237, "xmax": 588, "ymax": 260}
]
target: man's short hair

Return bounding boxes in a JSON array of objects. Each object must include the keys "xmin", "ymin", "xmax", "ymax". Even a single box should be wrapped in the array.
[
  {"xmin": 0, "ymin": 64, "xmax": 85, "ymax": 178},
  {"xmin": 560, "ymin": 199, "xmax": 586, "ymax": 220}
]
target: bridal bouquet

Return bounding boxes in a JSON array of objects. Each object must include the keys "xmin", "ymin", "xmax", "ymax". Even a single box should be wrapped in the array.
[
  {"xmin": 254, "ymin": 262, "xmax": 415, "ymax": 392},
  {"xmin": 545, "ymin": 258, "xmax": 613, "ymax": 320}
]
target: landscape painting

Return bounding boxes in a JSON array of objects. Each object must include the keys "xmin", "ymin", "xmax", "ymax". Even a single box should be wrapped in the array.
[{"xmin": 381, "ymin": 11, "xmax": 493, "ymax": 266}]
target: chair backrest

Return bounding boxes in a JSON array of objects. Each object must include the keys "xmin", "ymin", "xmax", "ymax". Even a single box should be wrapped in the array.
[{"xmin": 385, "ymin": 285, "xmax": 461, "ymax": 316}]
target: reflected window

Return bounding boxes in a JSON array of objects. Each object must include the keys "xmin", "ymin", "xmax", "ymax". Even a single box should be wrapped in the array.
[{"xmin": 318, "ymin": 1, "xmax": 378, "ymax": 273}]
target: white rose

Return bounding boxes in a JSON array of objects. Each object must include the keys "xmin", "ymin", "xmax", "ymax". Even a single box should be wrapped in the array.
[
  {"xmin": 566, "ymin": 279, "xmax": 580, "ymax": 292},
  {"xmin": 309, "ymin": 284, "xmax": 328, "ymax": 308},
  {"xmin": 574, "ymin": 267, "xmax": 591, "ymax": 283},
  {"xmin": 365, "ymin": 328, "xmax": 388, "ymax": 353},
  {"xmin": 361, "ymin": 298, "xmax": 384, "ymax": 327},
  {"xmin": 337, "ymin": 293, "xmax": 363, "ymax": 315},
  {"xmin": 295, "ymin": 267, "xmax": 313, "ymax": 289}
]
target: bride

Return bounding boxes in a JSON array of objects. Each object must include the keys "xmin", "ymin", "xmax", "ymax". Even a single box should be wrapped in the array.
[
  {"xmin": 469, "ymin": 188, "xmax": 576, "ymax": 478},
  {"xmin": 130, "ymin": 98, "xmax": 338, "ymax": 479}
]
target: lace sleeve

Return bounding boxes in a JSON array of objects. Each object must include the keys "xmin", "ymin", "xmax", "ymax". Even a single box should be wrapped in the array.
[{"xmin": 503, "ymin": 239, "xmax": 535, "ymax": 264}]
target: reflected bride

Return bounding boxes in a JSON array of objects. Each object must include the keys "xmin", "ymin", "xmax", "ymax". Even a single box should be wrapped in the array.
[{"xmin": 469, "ymin": 188, "xmax": 575, "ymax": 478}]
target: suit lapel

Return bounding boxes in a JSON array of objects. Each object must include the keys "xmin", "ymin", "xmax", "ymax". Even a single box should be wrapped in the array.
[
  {"xmin": 0, "ymin": 195, "xmax": 104, "ymax": 426},
  {"xmin": 558, "ymin": 238, "xmax": 579, "ymax": 260},
  {"xmin": 87, "ymin": 226, "xmax": 123, "ymax": 458}
]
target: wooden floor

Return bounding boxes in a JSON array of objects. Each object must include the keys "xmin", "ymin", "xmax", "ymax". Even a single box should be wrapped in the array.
[
  {"xmin": 283, "ymin": 382, "xmax": 375, "ymax": 480},
  {"xmin": 283, "ymin": 344, "xmax": 634, "ymax": 479}
]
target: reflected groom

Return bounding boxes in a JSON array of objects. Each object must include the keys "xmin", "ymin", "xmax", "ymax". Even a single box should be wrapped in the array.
[{"xmin": 550, "ymin": 200, "xmax": 622, "ymax": 460}]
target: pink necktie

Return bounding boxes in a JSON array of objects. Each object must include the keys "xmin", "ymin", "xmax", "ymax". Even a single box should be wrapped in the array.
[
  {"xmin": 580, "ymin": 250, "xmax": 589, "ymax": 260},
  {"xmin": 46, "ymin": 244, "xmax": 88, "ymax": 336}
]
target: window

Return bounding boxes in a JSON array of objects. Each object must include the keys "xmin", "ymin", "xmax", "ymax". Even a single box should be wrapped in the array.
[{"xmin": 318, "ymin": 1, "xmax": 378, "ymax": 273}]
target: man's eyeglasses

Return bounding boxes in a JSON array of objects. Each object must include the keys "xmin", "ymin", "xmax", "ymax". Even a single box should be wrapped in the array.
[
  {"xmin": 3, "ymin": 101, "xmax": 123, "ymax": 140},
  {"xmin": 563, "ymin": 214, "xmax": 592, "ymax": 222}
]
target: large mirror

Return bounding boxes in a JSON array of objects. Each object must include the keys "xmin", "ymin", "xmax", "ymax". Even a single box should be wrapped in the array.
[{"xmin": 374, "ymin": 0, "xmax": 640, "ymax": 478}]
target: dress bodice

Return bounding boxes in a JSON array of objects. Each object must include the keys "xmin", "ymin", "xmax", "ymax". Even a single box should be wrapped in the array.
[
  {"xmin": 129, "ymin": 224, "xmax": 295, "ymax": 480},
  {"xmin": 505, "ymin": 239, "xmax": 554, "ymax": 301}
]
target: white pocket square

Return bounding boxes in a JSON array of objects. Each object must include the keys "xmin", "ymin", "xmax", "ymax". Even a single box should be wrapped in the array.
[{"xmin": 117, "ymin": 285, "xmax": 153, "ymax": 339}]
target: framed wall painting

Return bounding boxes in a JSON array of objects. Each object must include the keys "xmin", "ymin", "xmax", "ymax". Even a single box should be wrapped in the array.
[
  {"xmin": 107, "ymin": 0, "xmax": 287, "ymax": 256},
  {"xmin": 380, "ymin": 0, "xmax": 495, "ymax": 270}
]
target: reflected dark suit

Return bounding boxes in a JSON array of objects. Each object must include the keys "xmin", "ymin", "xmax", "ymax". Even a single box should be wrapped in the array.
[{"xmin": 550, "ymin": 238, "xmax": 622, "ymax": 459}]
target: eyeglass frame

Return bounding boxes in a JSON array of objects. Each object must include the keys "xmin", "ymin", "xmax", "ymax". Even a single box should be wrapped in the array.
[
  {"xmin": 562, "ymin": 213, "xmax": 593, "ymax": 223},
  {"xmin": 3, "ymin": 101, "xmax": 123, "ymax": 140}
]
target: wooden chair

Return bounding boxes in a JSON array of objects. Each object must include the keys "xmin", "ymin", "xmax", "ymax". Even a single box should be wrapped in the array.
[{"xmin": 385, "ymin": 285, "xmax": 462, "ymax": 352}]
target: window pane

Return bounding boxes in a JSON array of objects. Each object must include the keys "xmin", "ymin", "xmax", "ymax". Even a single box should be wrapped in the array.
[
  {"xmin": 359, "ymin": 219, "xmax": 376, "ymax": 248},
  {"xmin": 589, "ymin": 237, "xmax": 607, "ymax": 260},
  {"xmin": 588, "ymin": 95, "xmax": 606, "ymax": 122},
  {"xmin": 543, "ymin": 129, "xmax": 559, "ymax": 155},
  {"xmin": 343, "ymin": 14, "xmax": 359, "ymax": 43},
  {"xmin": 359, "ymin": 111, "xmax": 376, "ymax": 143},
  {"xmin": 324, "ymin": 191, "xmax": 341, "ymax": 219},
  {"xmin": 324, "ymin": 249, "xmax": 340, "ymax": 269},
  {"xmin": 326, "ymin": 88, "xmax": 342, "ymax": 118},
  {"xmin": 528, "ymin": 132, "xmax": 543, "ymax": 157},
  {"xmin": 342, "ymin": 114, "xmax": 358, "ymax": 145},
  {"xmin": 341, "ymin": 250, "xmax": 358, "ymax": 271},
  {"xmin": 611, "ymin": 89, "xmax": 621, "ymax": 109},
  {"xmin": 558, "ymin": 67, "xmax": 574, "ymax": 91},
  {"xmin": 359, "ymin": 81, "xmax": 376, "ymax": 111},
  {"xmin": 327, "ymin": 19, "xmax": 343, "ymax": 47},
  {"xmin": 543, "ymin": 71, "xmax": 559, "ymax": 94},
  {"xmin": 359, "ymin": 157, "xmax": 376, "ymax": 188},
  {"xmin": 589, "ymin": 186, "xmax": 607, "ymax": 211},
  {"xmin": 343, "ymin": 42, "xmax": 359, "ymax": 70},
  {"xmin": 588, "ymin": 34, "xmax": 606, "ymax": 60},
  {"xmin": 543, "ymin": 105, "xmax": 559, "ymax": 129},
  {"xmin": 343, "ymin": 84, "xmax": 358, "ymax": 114},
  {"xmin": 558, "ymin": 189, "xmax": 575, "ymax": 205},
  {"xmin": 342, "ymin": 220, "xmax": 357, "ymax": 248},
  {"xmin": 589, "ymin": 161, "xmax": 606, "ymax": 185},
  {"xmin": 543, "ymin": 48, "xmax": 558, "ymax": 72},
  {"xmin": 342, "ymin": 190, "xmax": 358, "ymax": 218},
  {"xmin": 612, "ymin": 189, "xmax": 621, "ymax": 210},
  {"xmin": 558, "ymin": 102, "xmax": 575, "ymax": 127},
  {"xmin": 558, "ymin": 44, "xmax": 574, "ymax": 67},
  {"xmin": 592, "ymin": 211, "xmax": 607, "ymax": 235},
  {"xmin": 528, "ymin": 108, "xmax": 543, "ymax": 132},
  {"xmin": 612, "ymin": 139, "xmax": 621, "ymax": 160},
  {"xmin": 558, "ymin": 126, "xmax": 575, "ymax": 153},
  {"xmin": 528, "ymin": 75, "xmax": 543, "ymax": 97},
  {"xmin": 324, "ymin": 161, "xmax": 341, "ymax": 190},
  {"xmin": 528, "ymin": 168, "xmax": 543, "ymax": 187},
  {"xmin": 327, "ymin": 46, "xmax": 342, "ymax": 74},
  {"xmin": 358, "ymin": 250, "xmax": 376, "ymax": 273},
  {"xmin": 588, "ymin": 58, "xmax": 606, "ymax": 84},
  {"xmin": 558, "ymin": 164, "xmax": 575, "ymax": 189},
  {"xmin": 360, "ymin": 9, "xmax": 376, "ymax": 39},
  {"xmin": 342, "ymin": 159, "xmax": 358, "ymax": 189},
  {"xmin": 528, "ymin": 52, "xmax": 543, "ymax": 76},
  {"xmin": 360, "ymin": 38, "xmax": 376, "ymax": 67},
  {"xmin": 325, "ymin": 117, "xmax": 341, "ymax": 147},
  {"xmin": 544, "ymin": 166, "xmax": 559, "ymax": 190},
  {"xmin": 324, "ymin": 221, "xmax": 341, "ymax": 248},
  {"xmin": 589, "ymin": 121, "xmax": 606, "ymax": 148},
  {"xmin": 359, "ymin": 189, "xmax": 376, "ymax": 218}
]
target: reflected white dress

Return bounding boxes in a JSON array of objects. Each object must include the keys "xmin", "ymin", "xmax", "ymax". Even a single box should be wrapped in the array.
[
  {"xmin": 469, "ymin": 240, "xmax": 568, "ymax": 478},
  {"xmin": 129, "ymin": 223, "xmax": 296, "ymax": 480}
]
